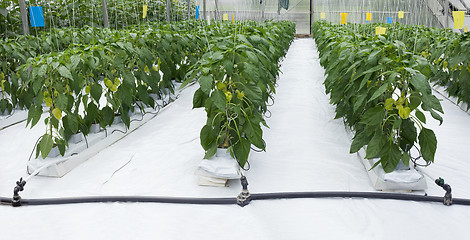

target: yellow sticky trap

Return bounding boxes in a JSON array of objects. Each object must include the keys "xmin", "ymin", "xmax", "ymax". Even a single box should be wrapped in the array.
[
  {"xmin": 340, "ymin": 12, "xmax": 348, "ymax": 24},
  {"xmin": 232, "ymin": 14, "xmax": 234, "ymax": 23},
  {"xmin": 375, "ymin": 27, "xmax": 386, "ymax": 35},
  {"xmin": 223, "ymin": 13, "xmax": 228, "ymax": 21},
  {"xmin": 380, "ymin": 27, "xmax": 386, "ymax": 35},
  {"xmin": 453, "ymin": 11, "xmax": 465, "ymax": 29},
  {"xmin": 465, "ymin": 25, "xmax": 468, "ymax": 32},
  {"xmin": 320, "ymin": 12, "xmax": 326, "ymax": 19},
  {"xmin": 143, "ymin": 5, "xmax": 148, "ymax": 19},
  {"xmin": 366, "ymin": 12, "xmax": 372, "ymax": 21},
  {"xmin": 398, "ymin": 11, "xmax": 404, "ymax": 19}
]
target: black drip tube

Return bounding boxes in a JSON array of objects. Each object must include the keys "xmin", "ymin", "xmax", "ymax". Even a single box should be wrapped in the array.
[
  {"xmin": 2, "ymin": 192, "xmax": 470, "ymax": 207},
  {"xmin": 2, "ymin": 176, "xmax": 470, "ymax": 207}
]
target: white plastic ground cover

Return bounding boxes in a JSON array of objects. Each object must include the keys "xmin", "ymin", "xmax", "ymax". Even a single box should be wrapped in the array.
[
  {"xmin": 1, "ymin": 39, "xmax": 470, "ymax": 240},
  {"xmin": 26, "ymin": 85, "xmax": 184, "ymax": 178}
]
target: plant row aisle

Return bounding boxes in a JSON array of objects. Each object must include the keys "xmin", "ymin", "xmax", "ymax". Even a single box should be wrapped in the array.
[{"xmin": 244, "ymin": 38, "xmax": 373, "ymax": 192}]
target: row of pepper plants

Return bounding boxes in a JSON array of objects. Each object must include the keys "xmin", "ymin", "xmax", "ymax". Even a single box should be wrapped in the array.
[
  {"xmin": 2, "ymin": 20, "xmax": 207, "ymax": 159},
  {"xmin": 342, "ymin": 22, "xmax": 470, "ymax": 110},
  {"xmin": 1, "ymin": 0, "xmax": 194, "ymax": 38},
  {"xmin": 182, "ymin": 20, "xmax": 296, "ymax": 167},
  {"xmin": 312, "ymin": 21, "xmax": 443, "ymax": 172}
]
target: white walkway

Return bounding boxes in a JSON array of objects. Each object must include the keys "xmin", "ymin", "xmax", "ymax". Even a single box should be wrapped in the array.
[{"xmin": 0, "ymin": 38, "xmax": 469, "ymax": 239}]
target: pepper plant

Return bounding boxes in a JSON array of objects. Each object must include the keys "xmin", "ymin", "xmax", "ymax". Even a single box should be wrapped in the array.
[{"xmin": 184, "ymin": 20, "xmax": 295, "ymax": 167}]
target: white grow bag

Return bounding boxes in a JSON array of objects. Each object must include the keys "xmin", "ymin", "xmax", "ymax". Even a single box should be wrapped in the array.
[{"xmin": 195, "ymin": 148, "xmax": 245, "ymax": 187}]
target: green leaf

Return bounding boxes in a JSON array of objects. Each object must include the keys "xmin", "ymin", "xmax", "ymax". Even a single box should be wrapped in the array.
[
  {"xmin": 380, "ymin": 141, "xmax": 402, "ymax": 173},
  {"xmin": 115, "ymin": 87, "xmax": 133, "ymax": 106},
  {"xmin": 58, "ymin": 66, "xmax": 73, "ymax": 80},
  {"xmin": 367, "ymin": 49, "xmax": 381, "ymax": 65},
  {"xmin": 211, "ymin": 51, "xmax": 224, "ymax": 62},
  {"xmin": 399, "ymin": 118, "xmax": 417, "ymax": 151},
  {"xmin": 90, "ymin": 84, "xmax": 102, "ymax": 103},
  {"xmin": 415, "ymin": 109, "xmax": 426, "ymax": 123},
  {"xmin": 55, "ymin": 93, "xmax": 68, "ymax": 110},
  {"xmin": 71, "ymin": 55, "xmax": 81, "ymax": 69},
  {"xmin": 223, "ymin": 60, "xmax": 234, "ymax": 76},
  {"xmin": 137, "ymin": 85, "xmax": 151, "ymax": 106},
  {"xmin": 233, "ymin": 137, "xmax": 251, "ymax": 167},
  {"xmin": 359, "ymin": 106, "xmax": 385, "ymax": 126},
  {"xmin": 200, "ymin": 124, "xmax": 217, "ymax": 150},
  {"xmin": 369, "ymin": 83, "xmax": 389, "ymax": 102},
  {"xmin": 409, "ymin": 92, "xmax": 421, "ymax": 110},
  {"xmin": 244, "ymin": 118, "xmax": 265, "ymax": 150},
  {"xmin": 365, "ymin": 130, "xmax": 386, "ymax": 159},
  {"xmin": 102, "ymin": 106, "xmax": 114, "ymax": 126},
  {"xmin": 64, "ymin": 114, "xmax": 79, "ymax": 133},
  {"xmin": 246, "ymin": 51, "xmax": 259, "ymax": 65},
  {"xmin": 57, "ymin": 138, "xmax": 66, "ymax": 156},
  {"xmin": 120, "ymin": 108, "xmax": 130, "ymax": 128},
  {"xmin": 27, "ymin": 104, "xmax": 43, "ymax": 128},
  {"xmin": 353, "ymin": 93, "xmax": 367, "ymax": 112},
  {"xmin": 123, "ymin": 71, "xmax": 136, "ymax": 88},
  {"xmin": 402, "ymin": 152, "xmax": 410, "ymax": 167},
  {"xmin": 38, "ymin": 64, "xmax": 47, "ymax": 78},
  {"xmin": 193, "ymin": 88, "xmax": 206, "ymax": 109},
  {"xmin": 199, "ymin": 75, "xmax": 213, "ymax": 94},
  {"xmin": 39, "ymin": 134, "xmax": 54, "ymax": 159},
  {"xmin": 241, "ymin": 83, "xmax": 263, "ymax": 105},
  {"xmin": 429, "ymin": 109, "xmax": 443, "ymax": 125},
  {"xmin": 422, "ymin": 93, "xmax": 443, "ymax": 113},
  {"xmin": 350, "ymin": 130, "xmax": 371, "ymax": 153},
  {"xmin": 211, "ymin": 90, "xmax": 226, "ymax": 111},
  {"xmin": 85, "ymin": 102, "xmax": 100, "ymax": 124},
  {"xmin": 418, "ymin": 127, "xmax": 437, "ymax": 163},
  {"xmin": 0, "ymin": 8, "xmax": 7, "ymax": 17},
  {"xmin": 393, "ymin": 118, "xmax": 402, "ymax": 129},
  {"xmin": 409, "ymin": 73, "xmax": 431, "ymax": 95},
  {"xmin": 204, "ymin": 143, "xmax": 217, "ymax": 159}
]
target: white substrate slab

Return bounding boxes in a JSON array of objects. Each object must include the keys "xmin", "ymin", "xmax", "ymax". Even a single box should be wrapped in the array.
[
  {"xmin": 344, "ymin": 128, "xmax": 426, "ymax": 191},
  {"xmin": 433, "ymin": 84, "xmax": 470, "ymax": 113},
  {"xmin": 0, "ymin": 39, "xmax": 470, "ymax": 240},
  {"xmin": 0, "ymin": 108, "xmax": 28, "ymax": 130},
  {"xmin": 27, "ymin": 107, "xmax": 160, "ymax": 177}
]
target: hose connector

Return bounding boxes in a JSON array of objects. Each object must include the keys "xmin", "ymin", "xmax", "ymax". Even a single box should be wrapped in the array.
[
  {"xmin": 237, "ymin": 176, "xmax": 251, "ymax": 207},
  {"xmin": 435, "ymin": 177, "xmax": 452, "ymax": 206},
  {"xmin": 12, "ymin": 178, "xmax": 26, "ymax": 207}
]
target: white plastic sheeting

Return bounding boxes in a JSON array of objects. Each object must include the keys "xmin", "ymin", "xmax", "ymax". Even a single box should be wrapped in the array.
[{"xmin": 0, "ymin": 38, "xmax": 470, "ymax": 239}]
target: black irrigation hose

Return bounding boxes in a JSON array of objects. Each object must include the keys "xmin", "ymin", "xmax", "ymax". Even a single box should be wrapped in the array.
[
  {"xmin": 2, "ymin": 191, "xmax": 470, "ymax": 207},
  {"xmin": 14, "ymin": 196, "xmax": 237, "ymax": 206},
  {"xmin": 250, "ymin": 192, "xmax": 470, "ymax": 205}
]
